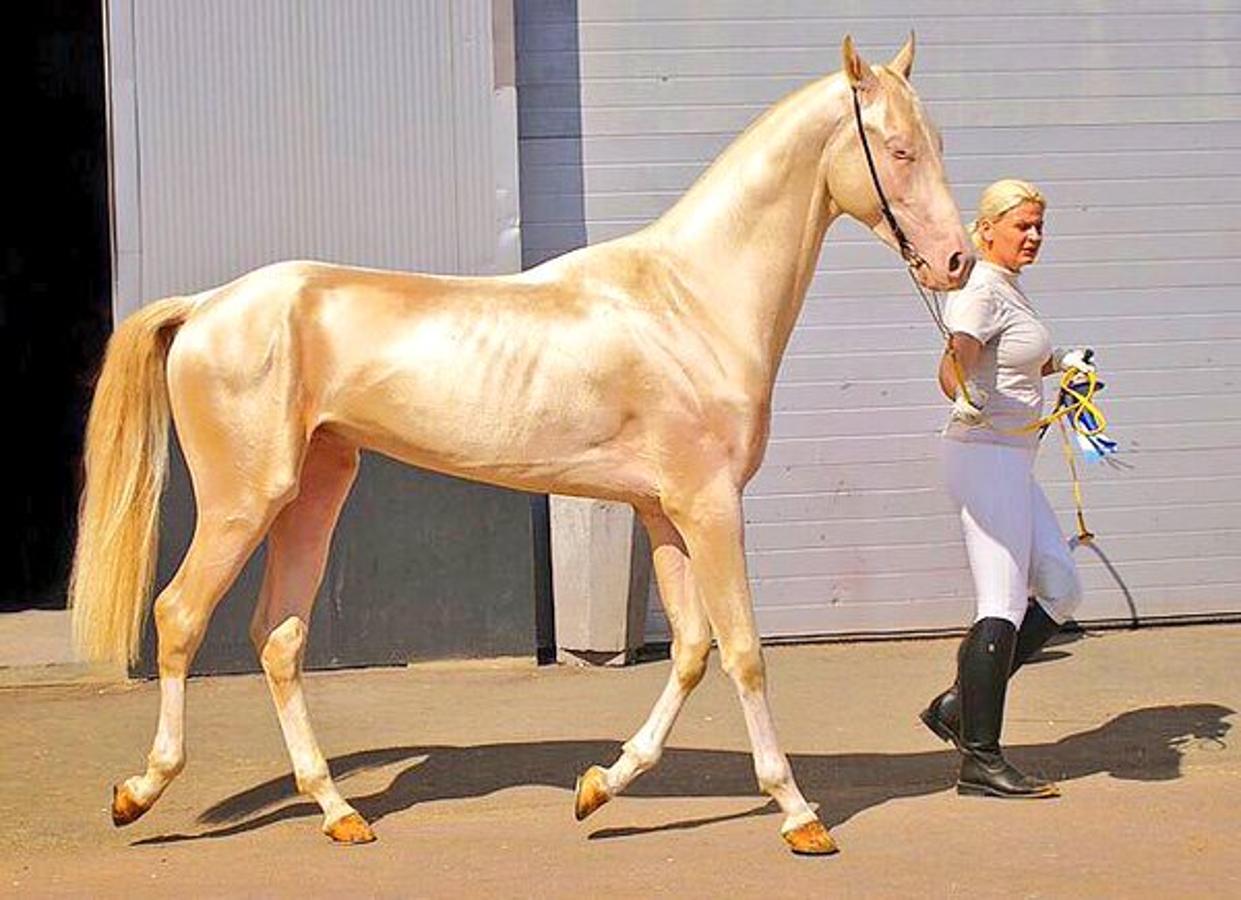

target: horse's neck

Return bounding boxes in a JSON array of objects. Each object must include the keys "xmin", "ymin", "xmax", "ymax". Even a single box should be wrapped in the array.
[{"xmin": 652, "ymin": 76, "xmax": 849, "ymax": 390}]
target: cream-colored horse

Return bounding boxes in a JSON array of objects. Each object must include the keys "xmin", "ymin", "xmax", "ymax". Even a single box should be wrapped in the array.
[{"xmin": 71, "ymin": 35, "xmax": 970, "ymax": 855}]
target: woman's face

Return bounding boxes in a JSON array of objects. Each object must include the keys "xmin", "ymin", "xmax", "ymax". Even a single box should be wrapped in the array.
[{"xmin": 979, "ymin": 200, "xmax": 1044, "ymax": 272}]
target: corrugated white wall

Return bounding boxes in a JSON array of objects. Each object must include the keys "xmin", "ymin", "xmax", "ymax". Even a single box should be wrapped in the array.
[
  {"xmin": 102, "ymin": 2, "xmax": 548, "ymax": 669},
  {"xmin": 110, "ymin": 0, "xmax": 518, "ymax": 317},
  {"xmin": 515, "ymin": 2, "xmax": 1241, "ymax": 639}
]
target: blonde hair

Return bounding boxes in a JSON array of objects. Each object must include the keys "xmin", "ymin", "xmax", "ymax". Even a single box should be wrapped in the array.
[{"xmin": 968, "ymin": 179, "xmax": 1046, "ymax": 250}]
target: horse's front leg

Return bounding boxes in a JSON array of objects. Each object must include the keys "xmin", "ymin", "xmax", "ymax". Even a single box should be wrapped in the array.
[
  {"xmin": 575, "ymin": 507, "xmax": 711, "ymax": 819},
  {"xmin": 665, "ymin": 473, "xmax": 836, "ymax": 856}
]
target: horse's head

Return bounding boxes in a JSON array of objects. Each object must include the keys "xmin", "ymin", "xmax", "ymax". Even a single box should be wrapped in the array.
[{"xmin": 828, "ymin": 34, "xmax": 973, "ymax": 292}]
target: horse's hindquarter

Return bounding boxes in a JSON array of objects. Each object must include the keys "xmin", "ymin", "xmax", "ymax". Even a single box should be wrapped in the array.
[{"xmin": 309, "ymin": 261, "xmax": 714, "ymax": 501}]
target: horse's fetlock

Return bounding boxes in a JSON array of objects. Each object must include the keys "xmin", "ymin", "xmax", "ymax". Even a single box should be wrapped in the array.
[
  {"xmin": 148, "ymin": 748, "xmax": 185, "ymax": 780},
  {"xmin": 295, "ymin": 763, "xmax": 331, "ymax": 797},
  {"xmin": 755, "ymin": 755, "xmax": 791, "ymax": 795},
  {"xmin": 623, "ymin": 737, "xmax": 662, "ymax": 773}
]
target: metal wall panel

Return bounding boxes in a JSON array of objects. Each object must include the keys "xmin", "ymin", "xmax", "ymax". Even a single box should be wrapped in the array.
[
  {"xmin": 109, "ymin": 1, "xmax": 540, "ymax": 671},
  {"xmin": 115, "ymin": 0, "xmax": 515, "ymax": 314},
  {"xmin": 515, "ymin": 2, "xmax": 1241, "ymax": 640}
]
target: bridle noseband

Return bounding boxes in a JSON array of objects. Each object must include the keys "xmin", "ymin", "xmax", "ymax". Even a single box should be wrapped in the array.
[{"xmin": 850, "ymin": 85, "xmax": 927, "ymax": 272}]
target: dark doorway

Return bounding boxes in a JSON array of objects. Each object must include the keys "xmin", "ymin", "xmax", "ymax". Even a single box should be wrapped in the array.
[{"xmin": 1, "ymin": 2, "xmax": 112, "ymax": 610}]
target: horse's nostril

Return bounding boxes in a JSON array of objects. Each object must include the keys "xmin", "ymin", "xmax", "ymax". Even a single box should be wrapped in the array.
[{"xmin": 948, "ymin": 252, "xmax": 964, "ymax": 275}]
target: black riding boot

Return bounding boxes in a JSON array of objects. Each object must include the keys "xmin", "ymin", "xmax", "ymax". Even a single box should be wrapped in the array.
[
  {"xmin": 954, "ymin": 617, "xmax": 1058, "ymax": 798},
  {"xmin": 919, "ymin": 600, "xmax": 1061, "ymax": 749}
]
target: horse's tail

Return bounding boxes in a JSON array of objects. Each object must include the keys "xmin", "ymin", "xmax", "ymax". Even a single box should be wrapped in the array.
[{"xmin": 69, "ymin": 295, "xmax": 197, "ymax": 666}]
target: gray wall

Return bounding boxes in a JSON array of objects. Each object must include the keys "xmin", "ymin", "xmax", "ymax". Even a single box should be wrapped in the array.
[
  {"xmin": 109, "ymin": 0, "xmax": 547, "ymax": 672},
  {"xmin": 516, "ymin": 2, "xmax": 1241, "ymax": 638}
]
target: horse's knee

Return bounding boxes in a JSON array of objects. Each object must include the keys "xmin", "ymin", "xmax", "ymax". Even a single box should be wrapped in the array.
[
  {"xmin": 720, "ymin": 638, "xmax": 765, "ymax": 694},
  {"xmin": 259, "ymin": 616, "xmax": 308, "ymax": 684},
  {"xmin": 673, "ymin": 636, "xmax": 711, "ymax": 689}
]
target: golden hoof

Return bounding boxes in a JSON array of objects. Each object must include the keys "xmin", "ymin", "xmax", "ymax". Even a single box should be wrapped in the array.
[
  {"xmin": 783, "ymin": 819, "xmax": 839, "ymax": 856},
  {"xmin": 574, "ymin": 765, "xmax": 611, "ymax": 821},
  {"xmin": 325, "ymin": 812, "xmax": 377, "ymax": 845},
  {"xmin": 111, "ymin": 784, "xmax": 150, "ymax": 827}
]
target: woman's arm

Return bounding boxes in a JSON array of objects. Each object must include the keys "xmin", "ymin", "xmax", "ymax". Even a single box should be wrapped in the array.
[{"xmin": 938, "ymin": 332, "xmax": 985, "ymax": 400}]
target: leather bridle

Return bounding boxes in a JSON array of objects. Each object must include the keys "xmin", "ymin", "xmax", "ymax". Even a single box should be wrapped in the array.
[
  {"xmin": 851, "ymin": 83, "xmax": 961, "ymax": 377},
  {"xmin": 850, "ymin": 85, "xmax": 928, "ymax": 273}
]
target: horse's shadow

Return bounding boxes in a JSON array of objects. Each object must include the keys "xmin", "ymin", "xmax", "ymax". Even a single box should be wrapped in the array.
[{"xmin": 133, "ymin": 700, "xmax": 1233, "ymax": 845}]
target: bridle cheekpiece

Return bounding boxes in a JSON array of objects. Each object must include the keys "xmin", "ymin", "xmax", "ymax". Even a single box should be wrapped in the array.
[{"xmin": 850, "ymin": 84, "xmax": 927, "ymax": 272}]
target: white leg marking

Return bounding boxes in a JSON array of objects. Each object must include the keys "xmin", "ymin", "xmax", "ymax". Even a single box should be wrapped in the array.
[
  {"xmin": 125, "ymin": 676, "xmax": 186, "ymax": 808},
  {"xmin": 260, "ymin": 616, "xmax": 357, "ymax": 828}
]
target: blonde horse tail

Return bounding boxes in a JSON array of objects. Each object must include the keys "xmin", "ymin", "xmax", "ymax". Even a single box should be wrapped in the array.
[{"xmin": 69, "ymin": 295, "xmax": 197, "ymax": 666}]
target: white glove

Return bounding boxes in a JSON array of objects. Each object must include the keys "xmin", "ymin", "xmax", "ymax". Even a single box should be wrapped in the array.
[
  {"xmin": 950, "ymin": 384, "xmax": 988, "ymax": 427},
  {"xmin": 1054, "ymin": 346, "xmax": 1096, "ymax": 374}
]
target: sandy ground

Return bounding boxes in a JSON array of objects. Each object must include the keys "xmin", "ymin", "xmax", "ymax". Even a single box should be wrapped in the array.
[{"xmin": 2, "ymin": 623, "xmax": 1239, "ymax": 898}]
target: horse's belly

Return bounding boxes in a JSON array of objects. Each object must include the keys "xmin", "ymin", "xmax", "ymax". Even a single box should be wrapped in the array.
[{"xmin": 321, "ymin": 341, "xmax": 657, "ymax": 501}]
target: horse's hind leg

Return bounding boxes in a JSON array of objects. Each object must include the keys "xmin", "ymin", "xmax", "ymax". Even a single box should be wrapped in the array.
[
  {"xmin": 575, "ymin": 507, "xmax": 712, "ymax": 819},
  {"xmin": 111, "ymin": 475, "xmax": 293, "ymax": 826},
  {"xmin": 248, "ymin": 432, "xmax": 371, "ymax": 843},
  {"xmin": 112, "ymin": 341, "xmax": 306, "ymax": 828}
]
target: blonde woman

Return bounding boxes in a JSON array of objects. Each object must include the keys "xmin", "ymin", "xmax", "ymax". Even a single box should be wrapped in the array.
[{"xmin": 921, "ymin": 179, "xmax": 1093, "ymax": 798}]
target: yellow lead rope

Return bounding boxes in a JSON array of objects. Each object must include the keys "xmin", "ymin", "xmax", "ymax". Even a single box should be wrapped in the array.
[
  {"xmin": 1018, "ymin": 368, "xmax": 1108, "ymax": 438},
  {"xmin": 1057, "ymin": 417, "xmax": 1093, "ymax": 543},
  {"xmin": 1020, "ymin": 368, "xmax": 1107, "ymax": 543}
]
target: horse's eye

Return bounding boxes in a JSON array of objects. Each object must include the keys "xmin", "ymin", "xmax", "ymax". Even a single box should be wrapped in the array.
[{"xmin": 892, "ymin": 148, "xmax": 914, "ymax": 161}]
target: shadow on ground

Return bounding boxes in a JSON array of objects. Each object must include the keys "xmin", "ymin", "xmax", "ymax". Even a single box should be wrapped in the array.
[{"xmin": 132, "ymin": 701, "xmax": 1232, "ymax": 846}]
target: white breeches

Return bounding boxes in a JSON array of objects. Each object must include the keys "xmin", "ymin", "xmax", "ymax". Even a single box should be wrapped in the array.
[{"xmin": 943, "ymin": 440, "xmax": 1083, "ymax": 627}]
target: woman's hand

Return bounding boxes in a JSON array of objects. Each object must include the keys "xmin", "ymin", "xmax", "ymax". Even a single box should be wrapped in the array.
[
  {"xmin": 940, "ymin": 332, "xmax": 989, "ymax": 425},
  {"xmin": 951, "ymin": 385, "xmax": 989, "ymax": 426},
  {"xmin": 1051, "ymin": 346, "xmax": 1095, "ymax": 374}
]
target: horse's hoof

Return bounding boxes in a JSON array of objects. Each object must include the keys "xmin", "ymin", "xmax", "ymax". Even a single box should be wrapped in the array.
[
  {"xmin": 574, "ymin": 765, "xmax": 611, "ymax": 821},
  {"xmin": 783, "ymin": 819, "xmax": 838, "ymax": 856},
  {"xmin": 111, "ymin": 783, "xmax": 150, "ymax": 827},
  {"xmin": 325, "ymin": 812, "xmax": 377, "ymax": 845}
]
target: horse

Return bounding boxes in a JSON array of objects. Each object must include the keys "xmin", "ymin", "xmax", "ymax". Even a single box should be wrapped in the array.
[{"xmin": 70, "ymin": 34, "xmax": 971, "ymax": 855}]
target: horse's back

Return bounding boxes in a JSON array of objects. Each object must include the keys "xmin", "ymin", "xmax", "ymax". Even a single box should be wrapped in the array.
[{"xmin": 159, "ymin": 251, "xmax": 746, "ymax": 499}]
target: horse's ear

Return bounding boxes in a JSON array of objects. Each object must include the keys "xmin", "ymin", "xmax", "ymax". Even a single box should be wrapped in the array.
[
  {"xmin": 842, "ymin": 35, "xmax": 877, "ymax": 92},
  {"xmin": 890, "ymin": 31, "xmax": 915, "ymax": 80}
]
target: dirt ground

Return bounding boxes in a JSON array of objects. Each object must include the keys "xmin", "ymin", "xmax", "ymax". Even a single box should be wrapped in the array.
[{"xmin": 2, "ymin": 623, "xmax": 1239, "ymax": 898}]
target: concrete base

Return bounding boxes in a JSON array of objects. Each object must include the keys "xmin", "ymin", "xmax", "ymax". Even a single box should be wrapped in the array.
[
  {"xmin": 0, "ymin": 609, "xmax": 75, "ymax": 666},
  {"xmin": 549, "ymin": 496, "xmax": 650, "ymax": 665},
  {"xmin": 556, "ymin": 647, "xmax": 635, "ymax": 668}
]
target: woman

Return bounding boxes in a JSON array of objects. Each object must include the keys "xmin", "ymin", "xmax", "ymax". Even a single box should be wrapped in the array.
[{"xmin": 921, "ymin": 179, "xmax": 1092, "ymax": 799}]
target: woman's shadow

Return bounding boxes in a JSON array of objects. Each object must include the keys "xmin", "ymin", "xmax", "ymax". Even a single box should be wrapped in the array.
[{"xmin": 134, "ymin": 696, "xmax": 1233, "ymax": 845}]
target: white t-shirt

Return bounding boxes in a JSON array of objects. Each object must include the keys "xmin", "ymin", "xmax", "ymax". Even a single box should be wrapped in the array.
[{"xmin": 942, "ymin": 260, "xmax": 1052, "ymax": 448}]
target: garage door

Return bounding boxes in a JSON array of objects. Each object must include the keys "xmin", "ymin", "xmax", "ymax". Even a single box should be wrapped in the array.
[{"xmin": 515, "ymin": 2, "xmax": 1241, "ymax": 639}]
